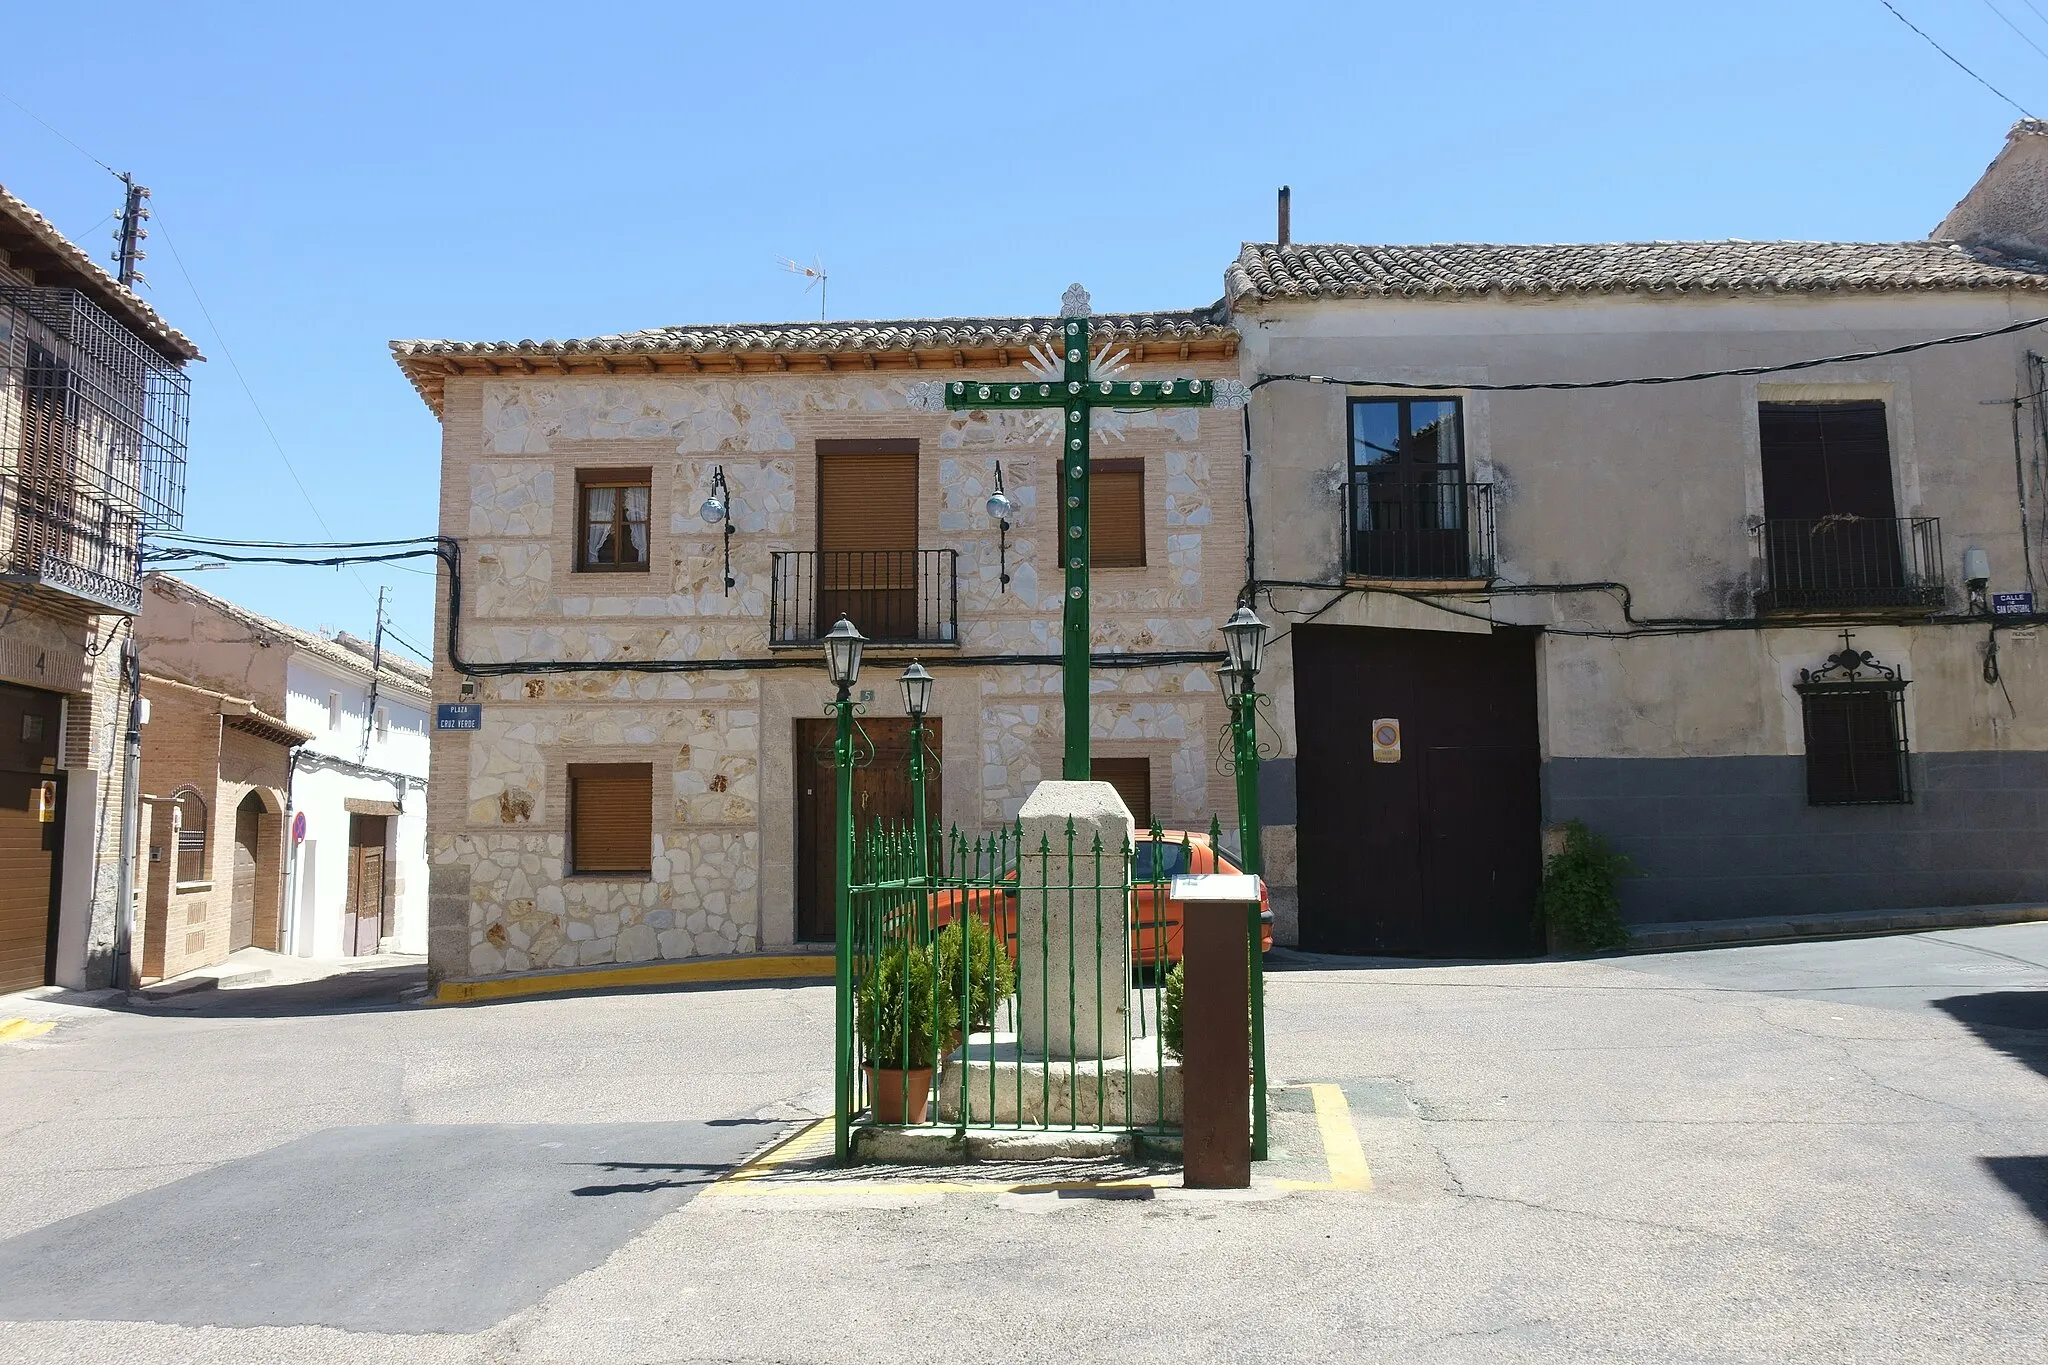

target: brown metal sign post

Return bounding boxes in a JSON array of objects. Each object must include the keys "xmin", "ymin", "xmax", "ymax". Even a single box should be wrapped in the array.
[{"xmin": 1174, "ymin": 873, "xmax": 1260, "ymax": 1189}]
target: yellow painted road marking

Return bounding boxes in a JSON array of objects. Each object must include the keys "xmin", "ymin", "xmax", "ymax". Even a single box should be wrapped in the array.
[
  {"xmin": 1275, "ymin": 1081, "xmax": 1372, "ymax": 1192},
  {"xmin": 435, "ymin": 953, "xmax": 834, "ymax": 1005},
  {"xmin": 0, "ymin": 1019, "xmax": 54, "ymax": 1044},
  {"xmin": 706, "ymin": 1082, "xmax": 1373, "ymax": 1199}
]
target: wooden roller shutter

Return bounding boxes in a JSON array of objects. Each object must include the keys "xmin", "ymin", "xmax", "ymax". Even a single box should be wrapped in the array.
[
  {"xmin": 1091, "ymin": 756, "xmax": 1152, "ymax": 832},
  {"xmin": 570, "ymin": 764, "xmax": 653, "ymax": 875},
  {"xmin": 817, "ymin": 444, "xmax": 918, "ymax": 555},
  {"xmin": 1090, "ymin": 462, "xmax": 1145, "ymax": 568}
]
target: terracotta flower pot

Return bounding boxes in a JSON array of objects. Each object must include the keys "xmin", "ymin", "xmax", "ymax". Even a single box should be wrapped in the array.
[{"xmin": 865, "ymin": 1066, "xmax": 935, "ymax": 1124}]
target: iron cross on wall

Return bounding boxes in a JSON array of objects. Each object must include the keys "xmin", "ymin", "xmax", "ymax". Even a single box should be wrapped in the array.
[{"xmin": 944, "ymin": 285, "xmax": 1218, "ymax": 780}]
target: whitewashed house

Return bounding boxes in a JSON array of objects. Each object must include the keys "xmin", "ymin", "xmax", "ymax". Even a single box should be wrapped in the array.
[{"xmin": 140, "ymin": 576, "xmax": 432, "ymax": 958}]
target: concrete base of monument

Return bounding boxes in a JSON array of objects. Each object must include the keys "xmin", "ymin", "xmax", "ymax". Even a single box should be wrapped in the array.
[
  {"xmin": 852, "ymin": 1125, "xmax": 1159, "ymax": 1164},
  {"xmin": 934, "ymin": 1031, "xmax": 1182, "ymax": 1127}
]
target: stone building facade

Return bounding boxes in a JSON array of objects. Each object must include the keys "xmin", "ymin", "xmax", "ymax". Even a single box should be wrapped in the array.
[
  {"xmin": 1232, "ymin": 122, "xmax": 2048, "ymax": 953},
  {"xmin": 394, "ymin": 308, "xmax": 1248, "ymax": 985}
]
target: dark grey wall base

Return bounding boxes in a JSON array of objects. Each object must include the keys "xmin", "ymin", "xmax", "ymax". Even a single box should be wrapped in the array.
[
  {"xmin": 1545, "ymin": 753, "xmax": 2048, "ymax": 927},
  {"xmin": 1629, "ymin": 903, "xmax": 2048, "ymax": 950}
]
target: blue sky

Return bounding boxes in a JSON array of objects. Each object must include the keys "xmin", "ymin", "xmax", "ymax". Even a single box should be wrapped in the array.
[{"xmin": 4, "ymin": 0, "xmax": 2045, "ymax": 652}]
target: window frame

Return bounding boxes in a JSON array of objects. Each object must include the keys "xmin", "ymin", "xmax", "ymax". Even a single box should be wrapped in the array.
[
  {"xmin": 171, "ymin": 785, "xmax": 210, "ymax": 889},
  {"xmin": 1796, "ymin": 680, "xmax": 1912, "ymax": 807},
  {"xmin": 1347, "ymin": 396, "xmax": 1468, "ymax": 481},
  {"xmin": 576, "ymin": 469, "xmax": 654, "ymax": 574},
  {"xmin": 567, "ymin": 761, "xmax": 655, "ymax": 877},
  {"xmin": 1088, "ymin": 459, "xmax": 1147, "ymax": 569}
]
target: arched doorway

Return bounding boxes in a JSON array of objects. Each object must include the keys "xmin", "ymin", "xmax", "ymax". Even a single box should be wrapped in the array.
[{"xmin": 231, "ymin": 791, "xmax": 264, "ymax": 951}]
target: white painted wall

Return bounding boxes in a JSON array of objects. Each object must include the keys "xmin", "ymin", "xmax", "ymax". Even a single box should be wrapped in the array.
[{"xmin": 282, "ymin": 653, "xmax": 430, "ymax": 956}]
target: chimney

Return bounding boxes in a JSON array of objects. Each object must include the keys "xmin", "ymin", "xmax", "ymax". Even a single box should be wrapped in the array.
[{"xmin": 1277, "ymin": 186, "xmax": 1291, "ymax": 247}]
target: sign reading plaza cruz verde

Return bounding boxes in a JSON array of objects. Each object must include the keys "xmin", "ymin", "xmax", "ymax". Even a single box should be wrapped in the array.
[
  {"xmin": 435, "ymin": 703, "xmax": 482, "ymax": 731},
  {"xmin": 937, "ymin": 284, "xmax": 1230, "ymax": 780}
]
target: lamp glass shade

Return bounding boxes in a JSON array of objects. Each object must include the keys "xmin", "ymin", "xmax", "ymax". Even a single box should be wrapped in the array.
[
  {"xmin": 699, "ymin": 496, "xmax": 726, "ymax": 525},
  {"xmin": 823, "ymin": 616, "xmax": 865, "ymax": 688},
  {"xmin": 985, "ymin": 490, "xmax": 1015, "ymax": 524},
  {"xmin": 897, "ymin": 661, "xmax": 935, "ymax": 717},
  {"xmin": 1221, "ymin": 605, "xmax": 1269, "ymax": 676},
  {"xmin": 1218, "ymin": 664, "xmax": 1249, "ymax": 701}
]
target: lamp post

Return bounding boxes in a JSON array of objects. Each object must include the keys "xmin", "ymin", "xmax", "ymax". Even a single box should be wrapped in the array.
[
  {"xmin": 986, "ymin": 461, "xmax": 1015, "ymax": 593},
  {"xmin": 1218, "ymin": 603, "xmax": 1270, "ymax": 1160},
  {"xmin": 824, "ymin": 615, "xmax": 865, "ymax": 1163},
  {"xmin": 700, "ymin": 465, "xmax": 736, "ymax": 594},
  {"xmin": 898, "ymin": 660, "xmax": 935, "ymax": 883}
]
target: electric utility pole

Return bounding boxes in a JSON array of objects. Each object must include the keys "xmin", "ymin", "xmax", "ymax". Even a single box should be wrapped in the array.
[{"xmin": 112, "ymin": 174, "xmax": 150, "ymax": 287}]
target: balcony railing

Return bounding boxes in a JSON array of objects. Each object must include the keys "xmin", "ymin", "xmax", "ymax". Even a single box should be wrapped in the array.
[
  {"xmin": 770, "ymin": 549, "xmax": 959, "ymax": 646},
  {"xmin": 1, "ymin": 285, "xmax": 189, "ymax": 615},
  {"xmin": 1343, "ymin": 477, "xmax": 1495, "ymax": 580},
  {"xmin": 1754, "ymin": 516, "xmax": 1945, "ymax": 613}
]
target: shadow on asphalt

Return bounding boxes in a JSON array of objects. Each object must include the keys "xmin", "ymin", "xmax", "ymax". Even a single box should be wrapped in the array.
[
  {"xmin": 117, "ymin": 963, "xmax": 430, "ymax": 1019},
  {"xmin": 1934, "ymin": 990, "xmax": 2048, "ymax": 1230},
  {"xmin": 1932, "ymin": 990, "xmax": 2048, "ymax": 1080}
]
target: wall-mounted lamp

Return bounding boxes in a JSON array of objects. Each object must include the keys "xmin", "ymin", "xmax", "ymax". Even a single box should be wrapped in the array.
[
  {"xmin": 700, "ymin": 465, "xmax": 737, "ymax": 594},
  {"xmin": 1964, "ymin": 546, "xmax": 1991, "ymax": 615},
  {"xmin": 986, "ymin": 460, "xmax": 1015, "ymax": 593}
]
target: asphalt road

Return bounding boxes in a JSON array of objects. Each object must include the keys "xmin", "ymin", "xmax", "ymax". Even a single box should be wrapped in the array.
[{"xmin": 0, "ymin": 925, "xmax": 2042, "ymax": 1363}]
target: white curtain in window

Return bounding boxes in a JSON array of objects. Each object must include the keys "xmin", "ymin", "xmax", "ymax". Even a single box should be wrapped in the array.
[
  {"xmin": 585, "ymin": 486, "xmax": 617, "ymax": 561},
  {"xmin": 623, "ymin": 485, "xmax": 649, "ymax": 562}
]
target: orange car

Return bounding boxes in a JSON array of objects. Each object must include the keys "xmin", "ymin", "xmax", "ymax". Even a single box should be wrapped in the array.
[{"xmin": 929, "ymin": 829, "xmax": 1273, "ymax": 968}]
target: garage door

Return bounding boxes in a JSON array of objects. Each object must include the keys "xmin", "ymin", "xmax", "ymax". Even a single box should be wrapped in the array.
[{"xmin": 0, "ymin": 777, "xmax": 55, "ymax": 994}]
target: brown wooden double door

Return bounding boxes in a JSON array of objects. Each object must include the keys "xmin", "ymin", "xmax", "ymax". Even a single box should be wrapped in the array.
[
  {"xmin": 794, "ymin": 718, "xmax": 941, "ymax": 944},
  {"xmin": 1295, "ymin": 625, "xmax": 1542, "ymax": 958},
  {"xmin": 345, "ymin": 814, "xmax": 388, "ymax": 956}
]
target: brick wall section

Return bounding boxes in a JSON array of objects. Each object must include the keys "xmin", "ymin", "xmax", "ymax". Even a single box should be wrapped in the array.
[{"xmin": 137, "ymin": 675, "xmax": 292, "ymax": 979}]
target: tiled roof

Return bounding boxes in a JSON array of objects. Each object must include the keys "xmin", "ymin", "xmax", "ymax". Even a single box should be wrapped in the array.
[
  {"xmin": 146, "ymin": 575, "xmax": 431, "ymax": 698},
  {"xmin": 390, "ymin": 307, "xmax": 1232, "ymax": 361},
  {"xmin": 1225, "ymin": 240, "xmax": 2048, "ymax": 303},
  {"xmin": 0, "ymin": 183, "xmax": 203, "ymax": 362}
]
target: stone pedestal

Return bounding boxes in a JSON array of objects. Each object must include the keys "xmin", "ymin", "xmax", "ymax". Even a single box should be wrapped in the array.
[
  {"xmin": 1016, "ymin": 780, "xmax": 1133, "ymax": 1061},
  {"xmin": 936, "ymin": 1030, "xmax": 1181, "ymax": 1127}
]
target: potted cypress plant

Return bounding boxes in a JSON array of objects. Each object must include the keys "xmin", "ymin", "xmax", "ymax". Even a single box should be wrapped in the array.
[
  {"xmin": 858, "ymin": 939, "xmax": 956, "ymax": 1124},
  {"xmin": 934, "ymin": 915, "xmax": 1016, "ymax": 1048}
]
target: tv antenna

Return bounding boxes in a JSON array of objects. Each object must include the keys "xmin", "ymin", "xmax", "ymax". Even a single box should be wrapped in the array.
[{"xmin": 776, "ymin": 255, "xmax": 828, "ymax": 320}]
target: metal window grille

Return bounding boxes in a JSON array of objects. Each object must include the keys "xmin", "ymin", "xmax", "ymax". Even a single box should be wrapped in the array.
[
  {"xmin": 769, "ymin": 549, "xmax": 958, "ymax": 645},
  {"xmin": 1798, "ymin": 682, "xmax": 1911, "ymax": 806},
  {"xmin": 1, "ymin": 285, "xmax": 189, "ymax": 614},
  {"xmin": 1754, "ymin": 517, "xmax": 1945, "ymax": 612}
]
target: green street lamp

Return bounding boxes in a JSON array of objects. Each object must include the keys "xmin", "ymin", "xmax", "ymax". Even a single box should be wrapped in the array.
[
  {"xmin": 824, "ymin": 615, "xmax": 865, "ymax": 1163},
  {"xmin": 898, "ymin": 661, "xmax": 935, "ymax": 883},
  {"xmin": 1218, "ymin": 604, "xmax": 1270, "ymax": 1161}
]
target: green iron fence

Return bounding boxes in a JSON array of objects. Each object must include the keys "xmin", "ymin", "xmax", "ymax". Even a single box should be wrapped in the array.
[{"xmin": 834, "ymin": 812, "xmax": 1266, "ymax": 1156}]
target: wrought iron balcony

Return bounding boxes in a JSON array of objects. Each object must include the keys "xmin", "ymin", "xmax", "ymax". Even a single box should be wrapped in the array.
[
  {"xmin": 1, "ymin": 285, "xmax": 189, "ymax": 615},
  {"xmin": 770, "ymin": 549, "xmax": 959, "ymax": 646},
  {"xmin": 1343, "ymin": 477, "xmax": 1496, "ymax": 581},
  {"xmin": 1753, "ymin": 516, "xmax": 1946, "ymax": 613}
]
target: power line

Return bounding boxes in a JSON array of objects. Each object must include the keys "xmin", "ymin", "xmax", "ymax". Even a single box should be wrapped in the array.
[
  {"xmin": 0, "ymin": 87, "xmax": 118, "ymax": 176},
  {"xmin": 2025, "ymin": 0, "xmax": 2048, "ymax": 31},
  {"xmin": 1981, "ymin": 0, "xmax": 2048, "ymax": 67},
  {"xmin": 1881, "ymin": 1, "xmax": 2035, "ymax": 117}
]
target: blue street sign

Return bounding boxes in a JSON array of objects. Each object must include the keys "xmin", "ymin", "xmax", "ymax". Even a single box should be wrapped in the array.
[
  {"xmin": 1992, "ymin": 592, "xmax": 2036, "ymax": 616},
  {"xmin": 435, "ymin": 703, "xmax": 483, "ymax": 731}
]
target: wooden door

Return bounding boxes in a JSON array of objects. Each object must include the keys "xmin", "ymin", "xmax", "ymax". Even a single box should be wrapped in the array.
[
  {"xmin": 794, "ymin": 717, "xmax": 942, "ymax": 943},
  {"xmin": 346, "ymin": 814, "xmax": 389, "ymax": 956},
  {"xmin": 0, "ymin": 776, "xmax": 57, "ymax": 994},
  {"xmin": 230, "ymin": 795, "xmax": 260, "ymax": 952},
  {"xmin": 816, "ymin": 441, "xmax": 919, "ymax": 640},
  {"xmin": 1295, "ymin": 625, "xmax": 1542, "ymax": 958},
  {"xmin": 1759, "ymin": 402, "xmax": 1904, "ymax": 593}
]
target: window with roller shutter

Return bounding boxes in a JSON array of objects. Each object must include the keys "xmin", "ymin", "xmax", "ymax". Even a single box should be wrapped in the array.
[
  {"xmin": 1090, "ymin": 461, "xmax": 1145, "ymax": 568},
  {"xmin": 1091, "ymin": 756, "xmax": 1152, "ymax": 831},
  {"xmin": 816, "ymin": 441, "xmax": 920, "ymax": 637},
  {"xmin": 569, "ymin": 763, "xmax": 653, "ymax": 875}
]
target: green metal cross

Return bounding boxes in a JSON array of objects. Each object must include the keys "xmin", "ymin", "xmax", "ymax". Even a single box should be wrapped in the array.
[{"xmin": 944, "ymin": 288, "xmax": 1216, "ymax": 780}]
